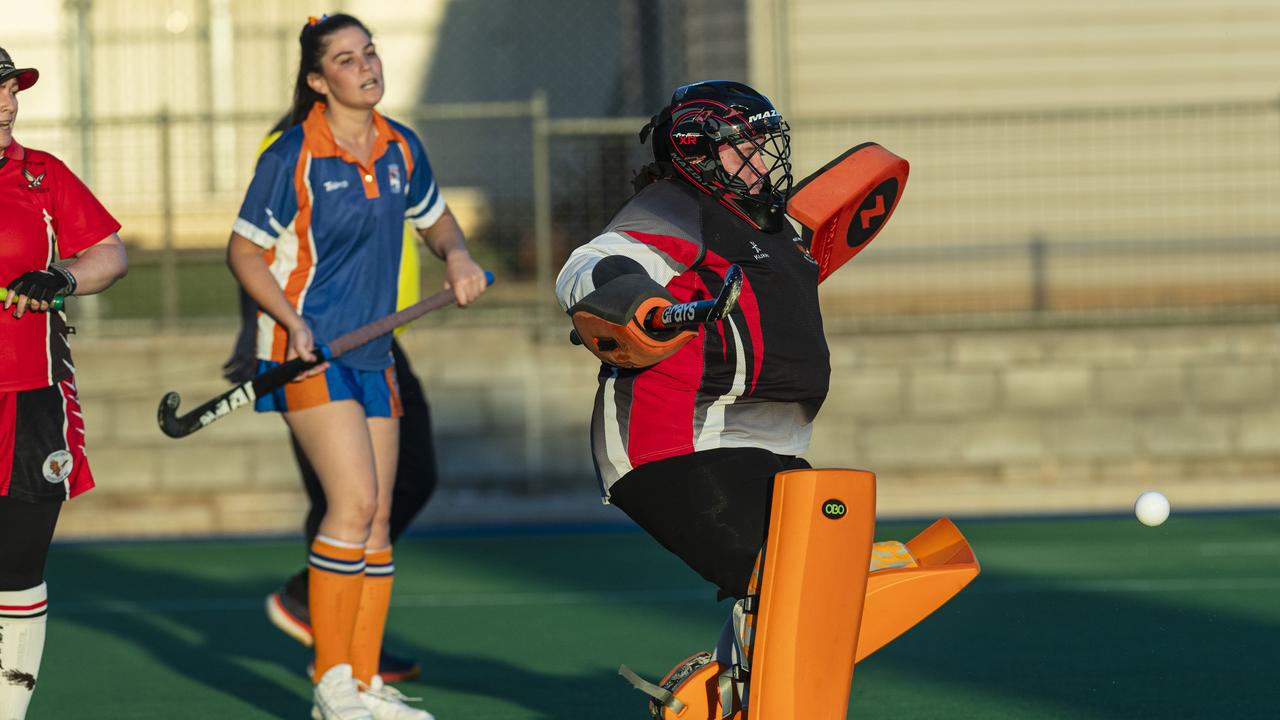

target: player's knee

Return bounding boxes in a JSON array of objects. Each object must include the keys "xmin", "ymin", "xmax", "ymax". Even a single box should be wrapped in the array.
[
  {"xmin": 354, "ymin": 491, "xmax": 379, "ymax": 519},
  {"xmin": 370, "ymin": 505, "xmax": 393, "ymax": 535},
  {"xmin": 326, "ymin": 497, "xmax": 377, "ymax": 535}
]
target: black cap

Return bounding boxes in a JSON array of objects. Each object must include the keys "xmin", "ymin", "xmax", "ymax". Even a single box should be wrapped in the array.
[{"xmin": 0, "ymin": 47, "xmax": 39, "ymax": 91}]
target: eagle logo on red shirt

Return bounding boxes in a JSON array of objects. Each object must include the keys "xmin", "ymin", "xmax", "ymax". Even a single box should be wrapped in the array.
[{"xmin": 23, "ymin": 166, "xmax": 46, "ymax": 190}]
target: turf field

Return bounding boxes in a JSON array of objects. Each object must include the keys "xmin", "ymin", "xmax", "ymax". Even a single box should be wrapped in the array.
[{"xmin": 33, "ymin": 512, "xmax": 1280, "ymax": 719}]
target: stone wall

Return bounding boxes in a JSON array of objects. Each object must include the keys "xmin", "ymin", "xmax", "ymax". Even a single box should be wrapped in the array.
[{"xmin": 58, "ymin": 318, "xmax": 1280, "ymax": 538}]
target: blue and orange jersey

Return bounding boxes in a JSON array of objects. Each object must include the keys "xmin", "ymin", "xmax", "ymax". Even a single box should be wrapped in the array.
[
  {"xmin": 254, "ymin": 119, "xmax": 423, "ymax": 332},
  {"xmin": 233, "ymin": 103, "xmax": 446, "ymax": 370}
]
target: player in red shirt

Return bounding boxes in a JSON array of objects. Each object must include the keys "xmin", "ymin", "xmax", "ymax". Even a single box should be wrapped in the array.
[{"xmin": 0, "ymin": 47, "xmax": 129, "ymax": 720}]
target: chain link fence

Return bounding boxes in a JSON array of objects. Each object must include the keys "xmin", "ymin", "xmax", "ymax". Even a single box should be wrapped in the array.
[
  {"xmin": 15, "ymin": 95, "xmax": 1280, "ymax": 332},
  {"xmin": 792, "ymin": 99, "xmax": 1280, "ymax": 324},
  {"xmin": 7, "ymin": 1, "xmax": 1277, "ymax": 332}
]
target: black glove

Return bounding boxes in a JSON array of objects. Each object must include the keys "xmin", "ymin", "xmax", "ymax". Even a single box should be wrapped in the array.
[{"xmin": 6, "ymin": 265, "xmax": 77, "ymax": 303}]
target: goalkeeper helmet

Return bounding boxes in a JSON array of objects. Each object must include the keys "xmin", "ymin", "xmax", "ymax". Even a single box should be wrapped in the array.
[{"xmin": 640, "ymin": 80, "xmax": 792, "ymax": 232}]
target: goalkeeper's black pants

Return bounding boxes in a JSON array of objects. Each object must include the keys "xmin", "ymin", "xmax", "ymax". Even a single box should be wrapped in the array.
[{"xmin": 608, "ymin": 447, "xmax": 809, "ymax": 601}]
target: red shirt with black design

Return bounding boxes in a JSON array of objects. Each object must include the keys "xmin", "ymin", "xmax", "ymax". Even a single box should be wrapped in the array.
[
  {"xmin": 0, "ymin": 140, "xmax": 120, "ymax": 392},
  {"xmin": 555, "ymin": 178, "xmax": 830, "ymax": 498}
]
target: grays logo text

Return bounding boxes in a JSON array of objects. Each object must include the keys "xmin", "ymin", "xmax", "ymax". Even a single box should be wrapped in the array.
[{"xmin": 663, "ymin": 304, "xmax": 696, "ymax": 325}]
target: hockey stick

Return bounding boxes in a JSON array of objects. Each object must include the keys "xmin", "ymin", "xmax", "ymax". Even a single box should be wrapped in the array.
[
  {"xmin": 646, "ymin": 263, "xmax": 743, "ymax": 331},
  {"xmin": 569, "ymin": 264, "xmax": 743, "ymax": 346},
  {"xmin": 0, "ymin": 288, "xmax": 66, "ymax": 311},
  {"xmin": 157, "ymin": 271, "xmax": 493, "ymax": 439}
]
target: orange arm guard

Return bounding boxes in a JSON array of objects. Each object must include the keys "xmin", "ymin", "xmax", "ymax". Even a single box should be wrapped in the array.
[{"xmin": 568, "ymin": 274, "xmax": 695, "ymax": 369}]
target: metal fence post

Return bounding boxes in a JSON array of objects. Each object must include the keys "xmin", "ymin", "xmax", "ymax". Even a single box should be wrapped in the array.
[
  {"xmin": 1030, "ymin": 234, "xmax": 1048, "ymax": 312},
  {"xmin": 526, "ymin": 89, "xmax": 552, "ymax": 489},
  {"xmin": 61, "ymin": 0, "xmax": 100, "ymax": 327},
  {"xmin": 531, "ymin": 89, "xmax": 553, "ymax": 322},
  {"xmin": 68, "ymin": 0, "xmax": 94, "ymax": 185},
  {"xmin": 159, "ymin": 109, "xmax": 179, "ymax": 331}
]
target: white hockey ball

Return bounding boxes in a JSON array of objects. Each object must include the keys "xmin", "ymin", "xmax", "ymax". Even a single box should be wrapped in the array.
[{"xmin": 1134, "ymin": 491, "xmax": 1170, "ymax": 527}]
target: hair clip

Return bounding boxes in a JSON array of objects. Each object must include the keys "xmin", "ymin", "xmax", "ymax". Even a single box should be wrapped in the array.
[{"xmin": 306, "ymin": 14, "xmax": 329, "ymax": 27}]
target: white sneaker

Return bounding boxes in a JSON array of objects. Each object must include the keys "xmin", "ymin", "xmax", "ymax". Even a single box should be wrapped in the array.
[
  {"xmin": 359, "ymin": 675, "xmax": 435, "ymax": 720},
  {"xmin": 312, "ymin": 664, "xmax": 375, "ymax": 720}
]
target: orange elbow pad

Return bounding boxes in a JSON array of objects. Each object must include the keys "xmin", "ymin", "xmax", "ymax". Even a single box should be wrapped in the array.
[{"xmin": 568, "ymin": 275, "xmax": 695, "ymax": 368}]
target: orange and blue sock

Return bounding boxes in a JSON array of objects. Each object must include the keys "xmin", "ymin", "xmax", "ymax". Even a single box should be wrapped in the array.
[
  {"xmin": 308, "ymin": 535, "xmax": 366, "ymax": 681},
  {"xmin": 350, "ymin": 547, "xmax": 394, "ymax": 684}
]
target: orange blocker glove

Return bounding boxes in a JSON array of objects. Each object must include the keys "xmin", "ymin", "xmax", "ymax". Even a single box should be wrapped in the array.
[{"xmin": 568, "ymin": 273, "xmax": 695, "ymax": 369}]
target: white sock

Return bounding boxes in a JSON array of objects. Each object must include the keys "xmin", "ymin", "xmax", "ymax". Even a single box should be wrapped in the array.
[{"xmin": 0, "ymin": 583, "xmax": 48, "ymax": 720}]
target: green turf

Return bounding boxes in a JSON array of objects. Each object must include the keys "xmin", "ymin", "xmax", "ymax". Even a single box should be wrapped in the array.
[{"xmin": 31, "ymin": 513, "xmax": 1280, "ymax": 718}]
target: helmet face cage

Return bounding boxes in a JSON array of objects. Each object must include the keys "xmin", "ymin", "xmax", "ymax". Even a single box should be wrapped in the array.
[
  {"xmin": 658, "ymin": 87, "xmax": 794, "ymax": 231},
  {"xmin": 709, "ymin": 113, "xmax": 792, "ymax": 205}
]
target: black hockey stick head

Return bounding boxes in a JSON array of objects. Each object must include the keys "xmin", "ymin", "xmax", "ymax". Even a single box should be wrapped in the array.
[
  {"xmin": 705, "ymin": 263, "xmax": 743, "ymax": 323},
  {"xmin": 157, "ymin": 391, "xmax": 187, "ymax": 438},
  {"xmin": 157, "ymin": 357, "xmax": 309, "ymax": 439},
  {"xmin": 157, "ymin": 380, "xmax": 259, "ymax": 439},
  {"xmin": 156, "ymin": 353, "xmax": 314, "ymax": 438}
]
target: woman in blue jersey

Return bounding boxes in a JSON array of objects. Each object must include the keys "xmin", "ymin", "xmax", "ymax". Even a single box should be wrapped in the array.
[{"xmin": 226, "ymin": 14, "xmax": 485, "ymax": 720}]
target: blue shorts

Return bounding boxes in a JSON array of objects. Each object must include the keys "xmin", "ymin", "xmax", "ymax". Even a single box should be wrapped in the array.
[{"xmin": 253, "ymin": 360, "xmax": 403, "ymax": 418}]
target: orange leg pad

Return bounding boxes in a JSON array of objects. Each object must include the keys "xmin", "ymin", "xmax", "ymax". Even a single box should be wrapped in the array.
[
  {"xmin": 748, "ymin": 469, "xmax": 877, "ymax": 719},
  {"xmin": 855, "ymin": 518, "xmax": 980, "ymax": 664}
]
